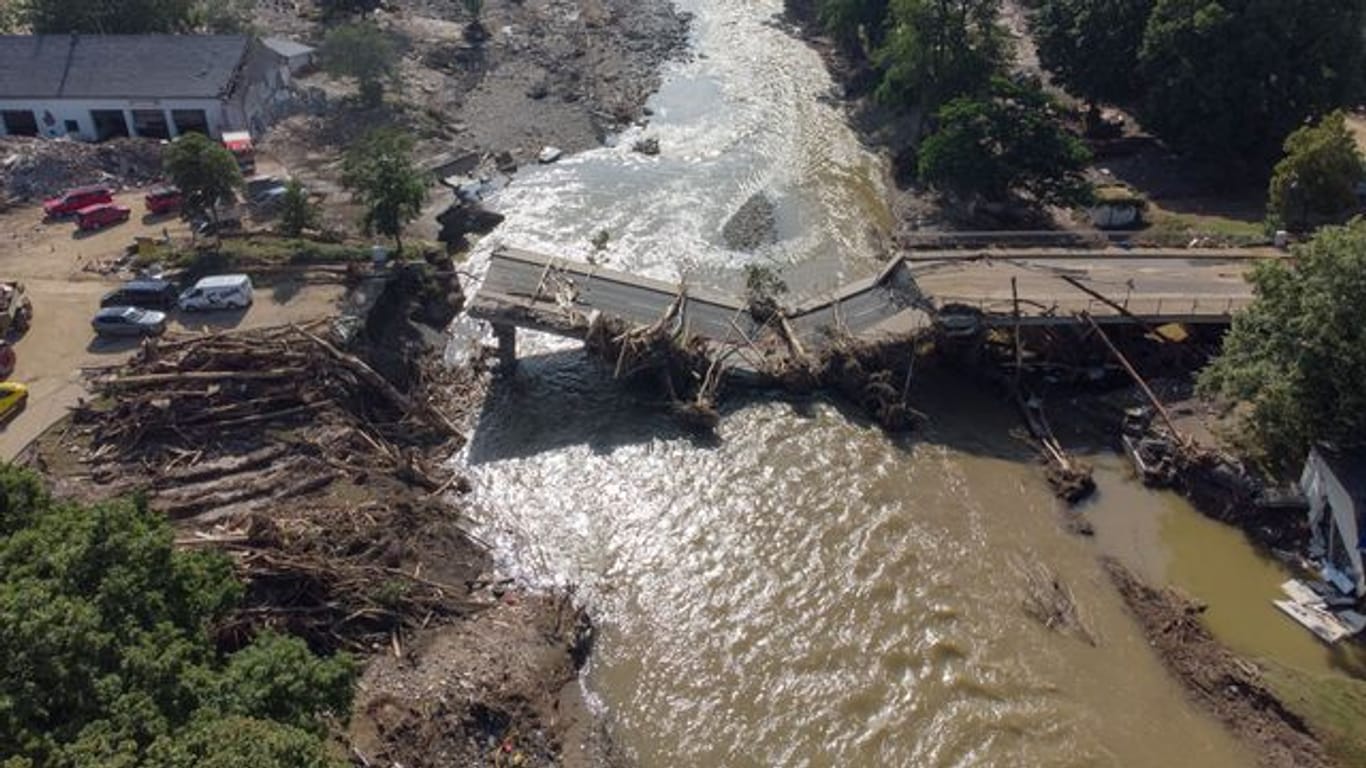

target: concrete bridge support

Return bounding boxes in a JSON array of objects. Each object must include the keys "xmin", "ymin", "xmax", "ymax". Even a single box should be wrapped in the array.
[{"xmin": 493, "ymin": 323, "xmax": 518, "ymax": 371}]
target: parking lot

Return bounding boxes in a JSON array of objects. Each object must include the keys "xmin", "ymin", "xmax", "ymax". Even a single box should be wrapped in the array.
[{"xmin": 0, "ymin": 189, "xmax": 345, "ymax": 460}]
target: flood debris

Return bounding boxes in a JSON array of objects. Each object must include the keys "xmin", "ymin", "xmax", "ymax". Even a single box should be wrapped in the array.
[
  {"xmin": 1104, "ymin": 559, "xmax": 1332, "ymax": 768},
  {"xmin": 584, "ymin": 288, "xmax": 723, "ymax": 432},
  {"xmin": 1015, "ymin": 555, "xmax": 1096, "ymax": 646},
  {"xmin": 46, "ymin": 320, "xmax": 486, "ymax": 652}
]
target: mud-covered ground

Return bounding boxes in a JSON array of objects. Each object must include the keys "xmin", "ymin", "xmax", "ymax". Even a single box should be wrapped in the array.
[
  {"xmin": 258, "ymin": 0, "xmax": 690, "ymax": 203},
  {"xmin": 1105, "ymin": 560, "xmax": 1331, "ymax": 768}
]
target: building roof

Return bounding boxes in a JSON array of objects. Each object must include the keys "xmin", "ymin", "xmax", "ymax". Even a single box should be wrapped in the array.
[
  {"xmin": 1315, "ymin": 444, "xmax": 1366, "ymax": 506},
  {"xmin": 0, "ymin": 35, "xmax": 250, "ymax": 100},
  {"xmin": 260, "ymin": 37, "xmax": 314, "ymax": 59}
]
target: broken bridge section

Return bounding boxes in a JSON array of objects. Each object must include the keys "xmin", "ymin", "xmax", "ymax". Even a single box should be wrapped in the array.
[{"xmin": 467, "ymin": 246, "xmax": 1268, "ymax": 367}]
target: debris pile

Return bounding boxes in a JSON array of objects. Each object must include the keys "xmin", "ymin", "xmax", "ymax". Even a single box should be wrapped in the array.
[
  {"xmin": 57, "ymin": 321, "xmax": 487, "ymax": 651},
  {"xmin": 816, "ymin": 334, "xmax": 922, "ymax": 432},
  {"xmin": 0, "ymin": 136, "xmax": 165, "ymax": 201},
  {"xmin": 584, "ymin": 295, "xmax": 723, "ymax": 432}
]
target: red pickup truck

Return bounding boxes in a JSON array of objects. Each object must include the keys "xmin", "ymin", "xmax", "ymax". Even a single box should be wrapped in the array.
[
  {"xmin": 144, "ymin": 186, "xmax": 183, "ymax": 215},
  {"xmin": 43, "ymin": 185, "xmax": 114, "ymax": 218},
  {"xmin": 76, "ymin": 203, "xmax": 132, "ymax": 231}
]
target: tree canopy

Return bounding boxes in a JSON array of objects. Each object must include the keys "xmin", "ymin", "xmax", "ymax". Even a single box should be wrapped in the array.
[
  {"xmin": 917, "ymin": 78, "xmax": 1092, "ymax": 207},
  {"xmin": 278, "ymin": 179, "xmax": 320, "ymax": 238},
  {"xmin": 1029, "ymin": 0, "xmax": 1153, "ymax": 106},
  {"xmin": 321, "ymin": 22, "xmax": 397, "ymax": 107},
  {"xmin": 1267, "ymin": 112, "xmax": 1366, "ymax": 233},
  {"xmin": 875, "ymin": 0, "xmax": 1006, "ymax": 116},
  {"xmin": 18, "ymin": 0, "xmax": 247, "ymax": 33},
  {"xmin": 1138, "ymin": 0, "xmax": 1366, "ymax": 177},
  {"xmin": 341, "ymin": 129, "xmax": 427, "ymax": 252},
  {"xmin": 0, "ymin": 466, "xmax": 354, "ymax": 767},
  {"xmin": 1198, "ymin": 219, "xmax": 1366, "ymax": 474},
  {"xmin": 163, "ymin": 133, "xmax": 243, "ymax": 232}
]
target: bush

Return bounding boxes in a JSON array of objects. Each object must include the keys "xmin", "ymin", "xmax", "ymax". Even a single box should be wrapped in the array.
[
  {"xmin": 0, "ymin": 467, "xmax": 354, "ymax": 767},
  {"xmin": 1267, "ymin": 112, "xmax": 1366, "ymax": 232}
]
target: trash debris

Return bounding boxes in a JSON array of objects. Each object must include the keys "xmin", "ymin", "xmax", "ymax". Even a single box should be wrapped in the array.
[{"xmin": 0, "ymin": 136, "xmax": 164, "ymax": 201}]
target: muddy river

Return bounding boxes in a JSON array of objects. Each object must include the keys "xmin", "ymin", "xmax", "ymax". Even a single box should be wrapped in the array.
[{"xmin": 456, "ymin": 1, "xmax": 1264, "ymax": 764}]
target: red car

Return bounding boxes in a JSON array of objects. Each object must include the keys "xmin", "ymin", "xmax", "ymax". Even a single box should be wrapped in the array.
[
  {"xmin": 76, "ymin": 203, "xmax": 132, "ymax": 231},
  {"xmin": 144, "ymin": 186, "xmax": 183, "ymax": 215},
  {"xmin": 43, "ymin": 185, "xmax": 114, "ymax": 218}
]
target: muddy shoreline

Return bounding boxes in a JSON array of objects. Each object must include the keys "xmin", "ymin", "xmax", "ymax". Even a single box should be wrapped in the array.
[{"xmin": 1105, "ymin": 559, "xmax": 1331, "ymax": 768}]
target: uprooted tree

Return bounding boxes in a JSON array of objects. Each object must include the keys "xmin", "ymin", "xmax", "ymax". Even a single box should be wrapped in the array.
[{"xmin": 1198, "ymin": 219, "xmax": 1366, "ymax": 475}]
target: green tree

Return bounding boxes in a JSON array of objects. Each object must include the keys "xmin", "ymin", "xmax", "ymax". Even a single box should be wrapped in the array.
[
  {"xmin": 23, "ymin": 0, "xmax": 196, "ymax": 32},
  {"xmin": 321, "ymin": 22, "xmax": 397, "ymax": 107},
  {"xmin": 1198, "ymin": 220, "xmax": 1366, "ymax": 474},
  {"xmin": 163, "ymin": 132, "xmax": 243, "ymax": 239},
  {"xmin": 1267, "ymin": 112, "xmax": 1366, "ymax": 232},
  {"xmin": 1030, "ymin": 0, "xmax": 1154, "ymax": 107},
  {"xmin": 815, "ymin": 0, "xmax": 891, "ymax": 56},
  {"xmin": 341, "ymin": 129, "xmax": 428, "ymax": 252},
  {"xmin": 277, "ymin": 179, "xmax": 320, "ymax": 237},
  {"xmin": 0, "ymin": 467, "xmax": 355, "ymax": 767},
  {"xmin": 917, "ymin": 78, "xmax": 1092, "ymax": 207},
  {"xmin": 193, "ymin": 0, "xmax": 255, "ymax": 33},
  {"xmin": 1139, "ymin": 0, "xmax": 1366, "ymax": 177},
  {"xmin": 875, "ymin": 0, "xmax": 1006, "ymax": 120}
]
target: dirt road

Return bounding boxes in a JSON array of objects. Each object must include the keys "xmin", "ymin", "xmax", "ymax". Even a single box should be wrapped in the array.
[{"xmin": 0, "ymin": 191, "xmax": 344, "ymax": 460}]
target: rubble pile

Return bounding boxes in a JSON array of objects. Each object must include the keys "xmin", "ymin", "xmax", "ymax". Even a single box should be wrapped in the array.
[
  {"xmin": 58, "ymin": 321, "xmax": 489, "ymax": 651},
  {"xmin": 0, "ymin": 136, "xmax": 165, "ymax": 202}
]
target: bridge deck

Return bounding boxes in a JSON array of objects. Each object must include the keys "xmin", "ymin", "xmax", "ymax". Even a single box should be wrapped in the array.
[{"xmin": 468, "ymin": 247, "xmax": 1261, "ymax": 350}]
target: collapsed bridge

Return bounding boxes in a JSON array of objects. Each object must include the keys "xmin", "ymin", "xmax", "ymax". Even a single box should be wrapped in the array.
[{"xmin": 468, "ymin": 246, "xmax": 1271, "ymax": 368}]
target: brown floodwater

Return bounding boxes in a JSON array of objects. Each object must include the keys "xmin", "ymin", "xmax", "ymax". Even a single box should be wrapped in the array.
[{"xmin": 451, "ymin": 1, "xmax": 1263, "ymax": 764}]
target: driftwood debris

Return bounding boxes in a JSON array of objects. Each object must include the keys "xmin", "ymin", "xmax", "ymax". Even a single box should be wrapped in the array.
[{"xmin": 58, "ymin": 323, "xmax": 487, "ymax": 651}]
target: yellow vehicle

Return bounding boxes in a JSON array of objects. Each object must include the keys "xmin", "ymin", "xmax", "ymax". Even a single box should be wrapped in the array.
[{"xmin": 0, "ymin": 382, "xmax": 28, "ymax": 422}]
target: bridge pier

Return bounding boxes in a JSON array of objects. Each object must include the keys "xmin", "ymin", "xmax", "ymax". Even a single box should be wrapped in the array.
[{"xmin": 493, "ymin": 323, "xmax": 518, "ymax": 371}]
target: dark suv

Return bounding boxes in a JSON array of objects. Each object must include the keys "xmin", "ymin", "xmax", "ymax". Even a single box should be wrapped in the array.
[{"xmin": 100, "ymin": 279, "xmax": 179, "ymax": 310}]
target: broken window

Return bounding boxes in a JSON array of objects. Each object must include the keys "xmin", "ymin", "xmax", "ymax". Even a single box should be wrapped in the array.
[
  {"xmin": 131, "ymin": 110, "xmax": 170, "ymax": 140},
  {"xmin": 171, "ymin": 109, "xmax": 209, "ymax": 136},
  {"xmin": 91, "ymin": 110, "xmax": 130, "ymax": 141},
  {"xmin": 1, "ymin": 110, "xmax": 38, "ymax": 137}
]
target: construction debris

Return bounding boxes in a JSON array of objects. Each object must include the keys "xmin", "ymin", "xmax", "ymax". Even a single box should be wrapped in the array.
[{"xmin": 1, "ymin": 136, "xmax": 165, "ymax": 201}]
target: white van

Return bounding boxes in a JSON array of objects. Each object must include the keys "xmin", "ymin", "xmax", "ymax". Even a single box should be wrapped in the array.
[{"xmin": 178, "ymin": 274, "xmax": 254, "ymax": 312}]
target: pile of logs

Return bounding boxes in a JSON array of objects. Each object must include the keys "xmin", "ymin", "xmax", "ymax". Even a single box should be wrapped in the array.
[{"xmin": 59, "ymin": 323, "xmax": 488, "ymax": 651}]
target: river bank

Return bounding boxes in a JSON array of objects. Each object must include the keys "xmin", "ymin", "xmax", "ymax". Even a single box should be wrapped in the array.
[
  {"xmin": 255, "ymin": 0, "xmax": 692, "ymax": 218},
  {"xmin": 16, "ymin": 267, "xmax": 600, "ymax": 767}
]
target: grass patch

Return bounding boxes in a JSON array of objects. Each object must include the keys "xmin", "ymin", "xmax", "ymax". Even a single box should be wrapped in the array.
[
  {"xmin": 1263, "ymin": 661, "xmax": 1366, "ymax": 767},
  {"xmin": 1142, "ymin": 206, "xmax": 1269, "ymax": 246},
  {"xmin": 134, "ymin": 235, "xmax": 375, "ymax": 272}
]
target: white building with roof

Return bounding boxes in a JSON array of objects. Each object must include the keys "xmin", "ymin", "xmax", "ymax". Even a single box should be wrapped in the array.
[{"xmin": 0, "ymin": 34, "xmax": 314, "ymax": 142}]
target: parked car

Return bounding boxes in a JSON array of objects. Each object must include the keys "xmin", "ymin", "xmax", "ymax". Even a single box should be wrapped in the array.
[
  {"xmin": 0, "ymin": 342, "xmax": 15, "ymax": 379},
  {"xmin": 0, "ymin": 382, "xmax": 27, "ymax": 422},
  {"xmin": 91, "ymin": 306, "xmax": 167, "ymax": 337},
  {"xmin": 43, "ymin": 185, "xmax": 113, "ymax": 218},
  {"xmin": 144, "ymin": 186, "xmax": 183, "ymax": 215},
  {"xmin": 191, "ymin": 204, "xmax": 245, "ymax": 237},
  {"xmin": 100, "ymin": 279, "xmax": 179, "ymax": 310},
  {"xmin": 76, "ymin": 203, "xmax": 132, "ymax": 231},
  {"xmin": 245, "ymin": 176, "xmax": 285, "ymax": 202},
  {"xmin": 178, "ymin": 274, "xmax": 253, "ymax": 312}
]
